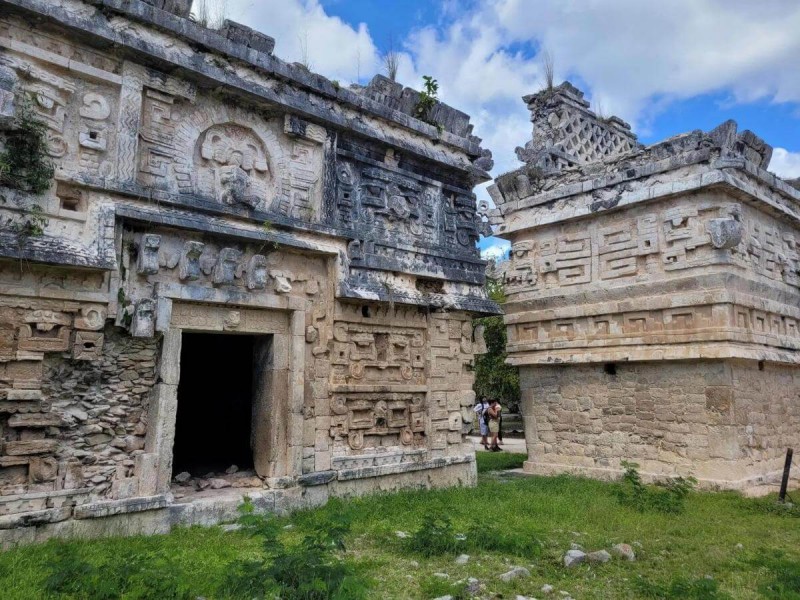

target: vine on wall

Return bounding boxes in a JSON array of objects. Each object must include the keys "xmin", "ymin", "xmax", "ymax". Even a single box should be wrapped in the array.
[{"xmin": 0, "ymin": 97, "xmax": 54, "ymax": 194}]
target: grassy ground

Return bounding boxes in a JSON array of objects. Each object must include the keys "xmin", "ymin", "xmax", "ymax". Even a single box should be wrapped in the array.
[{"xmin": 1, "ymin": 452, "xmax": 799, "ymax": 599}]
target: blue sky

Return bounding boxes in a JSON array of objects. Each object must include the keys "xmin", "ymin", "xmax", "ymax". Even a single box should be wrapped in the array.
[{"xmin": 223, "ymin": 0, "xmax": 800, "ymax": 259}]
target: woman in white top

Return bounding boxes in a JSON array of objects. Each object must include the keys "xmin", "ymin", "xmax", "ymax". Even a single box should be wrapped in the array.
[{"xmin": 473, "ymin": 397, "xmax": 490, "ymax": 450}]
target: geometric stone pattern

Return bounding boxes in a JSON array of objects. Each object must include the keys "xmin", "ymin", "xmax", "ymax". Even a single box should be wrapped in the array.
[
  {"xmin": 514, "ymin": 82, "xmax": 641, "ymax": 171},
  {"xmin": 492, "ymin": 81, "xmax": 800, "ymax": 492},
  {"xmin": 0, "ymin": 0, "xmax": 495, "ymax": 541}
]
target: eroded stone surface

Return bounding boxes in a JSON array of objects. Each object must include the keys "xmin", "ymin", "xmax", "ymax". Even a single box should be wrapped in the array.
[
  {"xmin": 0, "ymin": 0, "xmax": 495, "ymax": 542},
  {"xmin": 492, "ymin": 81, "xmax": 800, "ymax": 491}
]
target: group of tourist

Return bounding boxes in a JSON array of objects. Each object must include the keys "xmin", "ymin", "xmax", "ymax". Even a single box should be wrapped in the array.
[{"xmin": 473, "ymin": 397, "xmax": 503, "ymax": 451}]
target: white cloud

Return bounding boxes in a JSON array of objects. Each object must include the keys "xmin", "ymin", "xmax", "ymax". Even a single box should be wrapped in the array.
[
  {"xmin": 225, "ymin": 0, "xmax": 380, "ymax": 83},
  {"xmin": 492, "ymin": 0, "xmax": 800, "ymax": 126},
  {"xmin": 224, "ymin": 0, "xmax": 800, "ymax": 183},
  {"xmin": 480, "ymin": 240, "xmax": 511, "ymax": 261},
  {"xmin": 771, "ymin": 148, "xmax": 800, "ymax": 179}
]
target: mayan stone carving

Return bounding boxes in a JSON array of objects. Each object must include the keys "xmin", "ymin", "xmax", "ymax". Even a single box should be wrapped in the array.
[
  {"xmin": 491, "ymin": 81, "xmax": 800, "ymax": 493},
  {"xmin": 0, "ymin": 0, "xmax": 496, "ymax": 544}
]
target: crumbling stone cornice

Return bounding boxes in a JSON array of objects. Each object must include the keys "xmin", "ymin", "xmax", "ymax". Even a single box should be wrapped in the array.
[
  {"xmin": 0, "ymin": 0, "xmax": 491, "ymax": 178},
  {"xmin": 490, "ymin": 83, "xmax": 796, "ymax": 237}
]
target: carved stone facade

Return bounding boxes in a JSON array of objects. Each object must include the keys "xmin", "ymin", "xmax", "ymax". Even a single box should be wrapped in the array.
[
  {"xmin": 0, "ymin": 0, "xmax": 495, "ymax": 544},
  {"xmin": 492, "ymin": 82, "xmax": 800, "ymax": 493}
]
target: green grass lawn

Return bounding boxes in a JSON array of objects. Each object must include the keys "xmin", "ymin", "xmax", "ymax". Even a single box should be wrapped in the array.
[{"xmin": 1, "ymin": 452, "xmax": 799, "ymax": 599}]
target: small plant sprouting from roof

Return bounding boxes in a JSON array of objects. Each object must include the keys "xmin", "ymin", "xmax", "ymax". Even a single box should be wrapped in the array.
[
  {"xmin": 541, "ymin": 49, "xmax": 555, "ymax": 91},
  {"xmin": 414, "ymin": 76, "xmax": 440, "ymax": 130},
  {"xmin": 191, "ymin": 0, "xmax": 228, "ymax": 30},
  {"xmin": 298, "ymin": 31, "xmax": 312, "ymax": 71},
  {"xmin": 383, "ymin": 35, "xmax": 400, "ymax": 81}
]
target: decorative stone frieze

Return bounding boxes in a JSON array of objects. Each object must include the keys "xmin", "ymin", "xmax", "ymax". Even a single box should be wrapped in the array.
[
  {"xmin": 0, "ymin": 0, "xmax": 496, "ymax": 543},
  {"xmin": 492, "ymin": 82, "xmax": 800, "ymax": 493}
]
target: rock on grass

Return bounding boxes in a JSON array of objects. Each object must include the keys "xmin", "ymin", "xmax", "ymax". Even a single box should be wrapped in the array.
[
  {"xmin": 500, "ymin": 566, "xmax": 530, "ymax": 581},
  {"xmin": 563, "ymin": 549, "xmax": 586, "ymax": 567},
  {"xmin": 611, "ymin": 543, "xmax": 636, "ymax": 561},
  {"xmin": 587, "ymin": 549, "xmax": 611, "ymax": 563}
]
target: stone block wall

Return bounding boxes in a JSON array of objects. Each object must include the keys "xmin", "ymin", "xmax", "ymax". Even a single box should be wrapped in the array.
[
  {"xmin": 522, "ymin": 360, "xmax": 800, "ymax": 489},
  {"xmin": 0, "ymin": 0, "xmax": 496, "ymax": 543},
  {"xmin": 492, "ymin": 82, "xmax": 800, "ymax": 492}
]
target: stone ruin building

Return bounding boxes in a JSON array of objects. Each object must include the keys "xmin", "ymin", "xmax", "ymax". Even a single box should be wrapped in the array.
[
  {"xmin": 0, "ymin": 0, "xmax": 498, "ymax": 544},
  {"xmin": 491, "ymin": 82, "xmax": 800, "ymax": 493}
]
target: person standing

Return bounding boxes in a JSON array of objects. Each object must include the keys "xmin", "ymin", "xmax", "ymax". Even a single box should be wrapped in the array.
[
  {"xmin": 487, "ymin": 399, "xmax": 502, "ymax": 452},
  {"xmin": 473, "ymin": 396, "xmax": 490, "ymax": 450}
]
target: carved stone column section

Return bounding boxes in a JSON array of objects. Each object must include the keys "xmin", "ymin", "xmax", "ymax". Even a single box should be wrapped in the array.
[
  {"xmin": 115, "ymin": 62, "xmax": 145, "ymax": 186},
  {"xmin": 288, "ymin": 310, "xmax": 306, "ymax": 476},
  {"xmin": 252, "ymin": 332, "xmax": 291, "ymax": 481},
  {"xmin": 142, "ymin": 329, "xmax": 181, "ymax": 494}
]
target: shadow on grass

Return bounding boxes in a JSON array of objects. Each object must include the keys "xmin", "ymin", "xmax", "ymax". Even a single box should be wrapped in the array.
[
  {"xmin": 633, "ymin": 574, "xmax": 732, "ymax": 599},
  {"xmin": 475, "ymin": 451, "xmax": 526, "ymax": 473},
  {"xmin": 743, "ymin": 550, "xmax": 800, "ymax": 599}
]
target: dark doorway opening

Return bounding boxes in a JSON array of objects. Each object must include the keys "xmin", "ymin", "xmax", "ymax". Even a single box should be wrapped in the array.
[{"xmin": 173, "ymin": 332, "xmax": 259, "ymax": 476}]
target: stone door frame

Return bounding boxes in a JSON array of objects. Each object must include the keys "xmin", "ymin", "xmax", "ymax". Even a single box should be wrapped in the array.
[{"xmin": 135, "ymin": 295, "xmax": 305, "ymax": 495}]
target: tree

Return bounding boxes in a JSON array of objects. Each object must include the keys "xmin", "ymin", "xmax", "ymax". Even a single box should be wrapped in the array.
[{"xmin": 473, "ymin": 275, "xmax": 520, "ymax": 413}]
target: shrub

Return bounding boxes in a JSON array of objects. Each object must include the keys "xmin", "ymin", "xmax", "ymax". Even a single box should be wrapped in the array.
[
  {"xmin": 404, "ymin": 511, "xmax": 541, "ymax": 558},
  {"xmin": 414, "ymin": 76, "xmax": 440, "ymax": 128},
  {"xmin": 616, "ymin": 461, "xmax": 696, "ymax": 514},
  {"xmin": 43, "ymin": 543, "xmax": 191, "ymax": 599},
  {"xmin": 0, "ymin": 98, "xmax": 54, "ymax": 194},
  {"xmin": 221, "ymin": 500, "xmax": 367, "ymax": 599},
  {"xmin": 404, "ymin": 512, "xmax": 461, "ymax": 557}
]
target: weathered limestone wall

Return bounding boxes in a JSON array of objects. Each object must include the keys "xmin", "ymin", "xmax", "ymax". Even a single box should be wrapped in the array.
[
  {"xmin": 522, "ymin": 360, "xmax": 800, "ymax": 489},
  {"xmin": 41, "ymin": 328, "xmax": 157, "ymax": 497},
  {"xmin": 492, "ymin": 82, "xmax": 800, "ymax": 492},
  {"xmin": 0, "ymin": 0, "xmax": 496, "ymax": 543}
]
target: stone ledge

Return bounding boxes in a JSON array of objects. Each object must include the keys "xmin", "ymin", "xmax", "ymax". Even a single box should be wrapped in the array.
[
  {"xmin": 73, "ymin": 494, "xmax": 171, "ymax": 519},
  {"xmin": 507, "ymin": 342, "xmax": 800, "ymax": 366},
  {"xmin": 496, "ymin": 159, "xmax": 800, "ymax": 236},
  {"xmin": 297, "ymin": 471, "xmax": 337, "ymax": 487},
  {"xmin": 336, "ymin": 454, "xmax": 474, "ymax": 481},
  {"xmin": 0, "ymin": 506, "xmax": 72, "ymax": 530},
  {"xmin": 2, "ymin": 0, "xmax": 487, "ymax": 167},
  {"xmin": 505, "ymin": 284, "xmax": 800, "ymax": 323},
  {"xmin": 0, "ymin": 488, "xmax": 93, "ymax": 517},
  {"xmin": 521, "ymin": 460, "xmax": 798, "ymax": 496}
]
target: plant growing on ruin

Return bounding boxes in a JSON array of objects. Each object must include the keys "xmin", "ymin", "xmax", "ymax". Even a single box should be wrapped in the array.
[
  {"xmin": 298, "ymin": 31, "xmax": 312, "ymax": 71},
  {"xmin": 8, "ymin": 203, "xmax": 48, "ymax": 238},
  {"xmin": 4, "ymin": 201, "xmax": 49, "ymax": 273},
  {"xmin": 541, "ymin": 49, "xmax": 555, "ymax": 90},
  {"xmin": 191, "ymin": 0, "xmax": 228, "ymax": 29},
  {"xmin": 414, "ymin": 76, "xmax": 440, "ymax": 129},
  {"xmin": 259, "ymin": 219, "xmax": 279, "ymax": 252},
  {"xmin": 0, "ymin": 97, "xmax": 55, "ymax": 194},
  {"xmin": 382, "ymin": 36, "xmax": 400, "ymax": 81},
  {"xmin": 617, "ymin": 461, "xmax": 696, "ymax": 514}
]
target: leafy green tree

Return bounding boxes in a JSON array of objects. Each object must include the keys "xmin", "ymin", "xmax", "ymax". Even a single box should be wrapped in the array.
[{"xmin": 473, "ymin": 274, "xmax": 520, "ymax": 412}]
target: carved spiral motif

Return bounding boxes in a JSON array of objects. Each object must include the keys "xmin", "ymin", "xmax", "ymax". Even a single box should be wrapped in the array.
[
  {"xmin": 348, "ymin": 431, "xmax": 364, "ymax": 450},
  {"xmin": 349, "ymin": 363, "xmax": 364, "ymax": 379},
  {"xmin": 400, "ymin": 427, "xmax": 414, "ymax": 445},
  {"xmin": 336, "ymin": 163, "xmax": 354, "ymax": 185}
]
